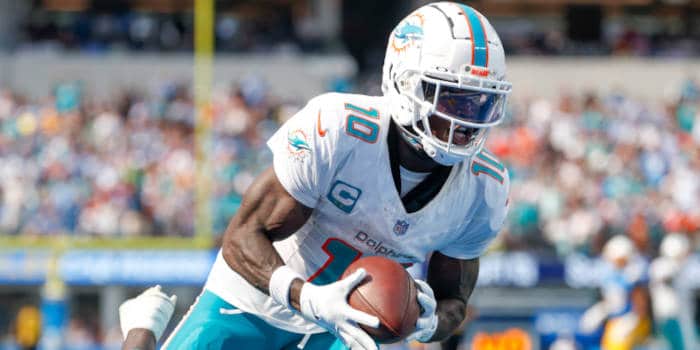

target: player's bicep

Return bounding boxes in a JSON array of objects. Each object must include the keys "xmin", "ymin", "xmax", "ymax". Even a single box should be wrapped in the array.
[
  {"xmin": 228, "ymin": 167, "xmax": 312, "ymax": 241},
  {"xmin": 222, "ymin": 167, "xmax": 310, "ymax": 292}
]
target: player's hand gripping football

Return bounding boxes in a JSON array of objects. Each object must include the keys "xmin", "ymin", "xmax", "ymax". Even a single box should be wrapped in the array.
[
  {"xmin": 119, "ymin": 285, "xmax": 177, "ymax": 342},
  {"xmin": 299, "ymin": 268, "xmax": 380, "ymax": 350},
  {"xmin": 407, "ymin": 279, "xmax": 438, "ymax": 342}
]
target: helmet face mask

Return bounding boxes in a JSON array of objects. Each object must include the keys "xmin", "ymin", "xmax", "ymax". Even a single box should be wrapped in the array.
[
  {"xmin": 382, "ymin": 2, "xmax": 512, "ymax": 165},
  {"xmin": 423, "ymin": 83, "xmax": 500, "ymax": 124}
]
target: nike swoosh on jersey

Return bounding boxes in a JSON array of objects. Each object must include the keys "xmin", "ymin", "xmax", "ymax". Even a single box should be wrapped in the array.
[{"xmin": 317, "ymin": 110, "xmax": 327, "ymax": 137}]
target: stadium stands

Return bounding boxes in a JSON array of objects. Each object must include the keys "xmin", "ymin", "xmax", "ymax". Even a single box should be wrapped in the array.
[{"xmin": 1, "ymin": 77, "xmax": 697, "ymax": 254}]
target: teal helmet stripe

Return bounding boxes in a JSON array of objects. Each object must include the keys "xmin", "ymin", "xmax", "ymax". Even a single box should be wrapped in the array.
[{"xmin": 457, "ymin": 4, "xmax": 488, "ymax": 67}]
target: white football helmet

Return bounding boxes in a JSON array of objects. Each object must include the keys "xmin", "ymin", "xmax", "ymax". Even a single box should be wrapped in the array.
[
  {"xmin": 603, "ymin": 235, "xmax": 636, "ymax": 264},
  {"xmin": 382, "ymin": 2, "xmax": 512, "ymax": 165},
  {"xmin": 660, "ymin": 233, "xmax": 690, "ymax": 261}
]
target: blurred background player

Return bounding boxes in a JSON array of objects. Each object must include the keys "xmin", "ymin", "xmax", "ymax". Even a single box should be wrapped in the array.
[
  {"xmin": 649, "ymin": 234, "xmax": 692, "ymax": 350},
  {"xmin": 579, "ymin": 235, "xmax": 651, "ymax": 350},
  {"xmin": 119, "ymin": 286, "xmax": 177, "ymax": 350},
  {"xmin": 13, "ymin": 306, "xmax": 40, "ymax": 350}
]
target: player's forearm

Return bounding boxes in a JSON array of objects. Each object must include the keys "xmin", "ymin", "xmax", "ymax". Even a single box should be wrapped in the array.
[
  {"xmin": 427, "ymin": 254, "xmax": 480, "ymax": 342},
  {"xmin": 431, "ymin": 299, "xmax": 467, "ymax": 341},
  {"xmin": 221, "ymin": 167, "xmax": 312, "ymax": 294},
  {"xmin": 222, "ymin": 228, "xmax": 286, "ymax": 293},
  {"xmin": 122, "ymin": 329, "xmax": 156, "ymax": 350}
]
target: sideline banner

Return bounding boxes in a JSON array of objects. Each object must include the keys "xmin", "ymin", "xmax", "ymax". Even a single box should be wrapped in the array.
[
  {"xmin": 0, "ymin": 250, "xmax": 216, "ymax": 285},
  {"xmin": 1, "ymin": 251, "xmax": 699, "ymax": 287}
]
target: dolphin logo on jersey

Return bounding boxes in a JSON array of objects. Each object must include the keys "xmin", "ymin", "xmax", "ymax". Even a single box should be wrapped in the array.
[
  {"xmin": 287, "ymin": 129, "xmax": 311, "ymax": 160},
  {"xmin": 391, "ymin": 13, "xmax": 424, "ymax": 53},
  {"xmin": 288, "ymin": 130, "xmax": 310, "ymax": 151}
]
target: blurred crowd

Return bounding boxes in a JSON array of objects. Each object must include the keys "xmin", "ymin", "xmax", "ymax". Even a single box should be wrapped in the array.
[
  {"xmin": 0, "ymin": 77, "xmax": 290, "ymax": 238},
  {"xmin": 489, "ymin": 78, "xmax": 700, "ymax": 259},
  {"xmin": 1, "ymin": 76, "xmax": 699, "ymax": 256}
]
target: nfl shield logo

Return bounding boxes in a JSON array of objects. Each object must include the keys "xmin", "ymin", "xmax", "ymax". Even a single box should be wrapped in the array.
[{"xmin": 393, "ymin": 220, "xmax": 409, "ymax": 236}]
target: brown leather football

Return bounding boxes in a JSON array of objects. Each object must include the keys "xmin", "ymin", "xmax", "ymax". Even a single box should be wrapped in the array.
[{"xmin": 341, "ymin": 256, "xmax": 421, "ymax": 343}]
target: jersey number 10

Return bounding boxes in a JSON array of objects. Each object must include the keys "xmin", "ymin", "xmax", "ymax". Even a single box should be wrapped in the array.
[
  {"xmin": 471, "ymin": 151, "xmax": 506, "ymax": 183},
  {"xmin": 345, "ymin": 103, "xmax": 380, "ymax": 144}
]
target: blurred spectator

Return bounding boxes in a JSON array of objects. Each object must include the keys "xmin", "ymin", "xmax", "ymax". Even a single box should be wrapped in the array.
[
  {"xmin": 14, "ymin": 306, "xmax": 39, "ymax": 350},
  {"xmin": 64, "ymin": 317, "xmax": 98, "ymax": 350}
]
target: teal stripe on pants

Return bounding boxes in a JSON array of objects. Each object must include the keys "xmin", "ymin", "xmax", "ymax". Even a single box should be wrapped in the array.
[
  {"xmin": 162, "ymin": 289, "xmax": 345, "ymax": 350},
  {"xmin": 660, "ymin": 318, "xmax": 684, "ymax": 350}
]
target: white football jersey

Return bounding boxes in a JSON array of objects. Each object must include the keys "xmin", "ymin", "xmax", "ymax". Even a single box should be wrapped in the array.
[{"xmin": 205, "ymin": 92, "xmax": 509, "ymax": 334}]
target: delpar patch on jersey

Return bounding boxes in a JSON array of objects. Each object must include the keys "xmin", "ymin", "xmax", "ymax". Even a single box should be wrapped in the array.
[{"xmin": 287, "ymin": 128, "xmax": 311, "ymax": 161}]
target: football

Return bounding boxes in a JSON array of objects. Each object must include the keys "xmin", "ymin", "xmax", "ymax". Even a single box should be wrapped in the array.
[{"xmin": 341, "ymin": 256, "xmax": 421, "ymax": 343}]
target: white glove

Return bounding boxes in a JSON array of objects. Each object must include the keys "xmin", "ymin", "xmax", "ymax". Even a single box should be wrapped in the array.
[
  {"xmin": 119, "ymin": 285, "xmax": 177, "ymax": 342},
  {"xmin": 407, "ymin": 279, "xmax": 438, "ymax": 343},
  {"xmin": 299, "ymin": 269, "xmax": 380, "ymax": 350}
]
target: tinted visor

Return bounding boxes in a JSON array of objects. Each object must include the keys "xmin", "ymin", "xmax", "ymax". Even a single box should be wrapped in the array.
[
  {"xmin": 421, "ymin": 117, "xmax": 484, "ymax": 147},
  {"xmin": 422, "ymin": 82, "xmax": 504, "ymax": 124}
]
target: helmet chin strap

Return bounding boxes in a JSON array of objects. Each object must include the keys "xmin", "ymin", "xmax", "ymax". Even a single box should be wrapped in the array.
[
  {"xmin": 395, "ymin": 122, "xmax": 433, "ymax": 160},
  {"xmin": 395, "ymin": 121, "xmax": 466, "ymax": 166},
  {"xmin": 421, "ymin": 141, "xmax": 467, "ymax": 166}
]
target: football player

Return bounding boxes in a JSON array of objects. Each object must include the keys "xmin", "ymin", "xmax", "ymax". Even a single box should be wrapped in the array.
[
  {"xmin": 649, "ymin": 234, "xmax": 691, "ymax": 350},
  {"xmin": 579, "ymin": 235, "xmax": 651, "ymax": 350},
  {"xmin": 122, "ymin": 2, "xmax": 511, "ymax": 349}
]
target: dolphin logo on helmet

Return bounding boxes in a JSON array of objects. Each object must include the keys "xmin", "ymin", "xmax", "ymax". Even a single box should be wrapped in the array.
[
  {"xmin": 382, "ymin": 2, "xmax": 512, "ymax": 166},
  {"xmin": 391, "ymin": 13, "xmax": 425, "ymax": 53}
]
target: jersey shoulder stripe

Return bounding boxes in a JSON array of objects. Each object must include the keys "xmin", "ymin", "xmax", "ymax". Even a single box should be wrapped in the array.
[{"xmin": 466, "ymin": 148, "xmax": 510, "ymax": 224}]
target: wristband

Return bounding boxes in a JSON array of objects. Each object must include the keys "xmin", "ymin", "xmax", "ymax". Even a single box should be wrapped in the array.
[
  {"xmin": 269, "ymin": 265, "xmax": 303, "ymax": 308},
  {"xmin": 298, "ymin": 281, "xmax": 318, "ymax": 320}
]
